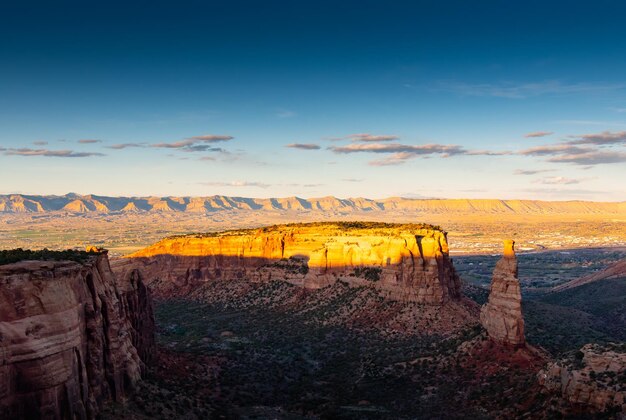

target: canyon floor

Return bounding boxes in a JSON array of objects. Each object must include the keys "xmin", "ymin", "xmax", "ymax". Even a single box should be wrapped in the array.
[{"xmin": 100, "ymin": 247, "xmax": 626, "ymax": 419}]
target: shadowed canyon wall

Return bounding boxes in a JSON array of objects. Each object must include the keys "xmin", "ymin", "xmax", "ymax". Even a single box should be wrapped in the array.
[
  {"xmin": 114, "ymin": 223, "xmax": 462, "ymax": 304},
  {"xmin": 0, "ymin": 252, "xmax": 154, "ymax": 419}
]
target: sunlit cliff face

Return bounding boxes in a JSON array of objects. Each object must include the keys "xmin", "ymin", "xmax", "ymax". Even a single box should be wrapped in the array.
[
  {"xmin": 118, "ymin": 222, "xmax": 462, "ymax": 304},
  {"xmin": 128, "ymin": 222, "xmax": 450, "ymax": 269}
]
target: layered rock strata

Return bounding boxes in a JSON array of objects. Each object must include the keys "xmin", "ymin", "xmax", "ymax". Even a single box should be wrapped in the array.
[
  {"xmin": 539, "ymin": 343, "xmax": 625, "ymax": 413},
  {"xmin": 0, "ymin": 252, "xmax": 154, "ymax": 419},
  {"xmin": 480, "ymin": 240, "xmax": 526, "ymax": 346},
  {"xmin": 114, "ymin": 222, "xmax": 462, "ymax": 304}
]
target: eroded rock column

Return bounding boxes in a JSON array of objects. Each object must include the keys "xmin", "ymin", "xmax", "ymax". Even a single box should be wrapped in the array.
[{"xmin": 480, "ymin": 240, "xmax": 526, "ymax": 347}]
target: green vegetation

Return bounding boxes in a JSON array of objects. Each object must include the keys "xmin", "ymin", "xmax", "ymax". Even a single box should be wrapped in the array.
[
  {"xmin": 166, "ymin": 221, "xmax": 444, "ymax": 240},
  {"xmin": 101, "ymin": 276, "xmax": 563, "ymax": 420},
  {"xmin": 0, "ymin": 248, "xmax": 101, "ymax": 266},
  {"xmin": 270, "ymin": 256, "xmax": 309, "ymax": 275},
  {"xmin": 523, "ymin": 277, "xmax": 626, "ymax": 354},
  {"xmin": 123, "ymin": 298, "xmax": 507, "ymax": 419},
  {"xmin": 461, "ymin": 283, "xmax": 490, "ymax": 305},
  {"xmin": 353, "ymin": 266, "xmax": 382, "ymax": 282},
  {"xmin": 455, "ymin": 248, "xmax": 626, "ymax": 291}
]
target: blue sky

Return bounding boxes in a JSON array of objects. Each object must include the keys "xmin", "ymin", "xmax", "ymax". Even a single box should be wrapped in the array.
[{"xmin": 1, "ymin": 0, "xmax": 625, "ymax": 200}]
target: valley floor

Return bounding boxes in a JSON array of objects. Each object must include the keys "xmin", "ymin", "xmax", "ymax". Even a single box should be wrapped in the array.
[
  {"xmin": 103, "ymin": 296, "xmax": 547, "ymax": 419},
  {"xmin": 1, "ymin": 212, "xmax": 625, "ymax": 256}
]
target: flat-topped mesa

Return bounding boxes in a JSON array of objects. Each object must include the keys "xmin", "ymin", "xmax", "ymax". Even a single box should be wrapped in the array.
[
  {"xmin": 115, "ymin": 222, "xmax": 462, "ymax": 304},
  {"xmin": 480, "ymin": 240, "xmax": 526, "ymax": 347},
  {"xmin": 0, "ymin": 250, "xmax": 155, "ymax": 419}
]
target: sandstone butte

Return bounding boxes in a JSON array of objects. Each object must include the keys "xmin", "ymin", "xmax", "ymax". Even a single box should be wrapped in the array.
[
  {"xmin": 0, "ymin": 250, "xmax": 155, "ymax": 419},
  {"xmin": 479, "ymin": 240, "xmax": 526, "ymax": 347},
  {"xmin": 115, "ymin": 222, "xmax": 462, "ymax": 304}
]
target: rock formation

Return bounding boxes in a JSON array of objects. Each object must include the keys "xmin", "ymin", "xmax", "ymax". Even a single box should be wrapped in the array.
[
  {"xmin": 538, "ymin": 343, "xmax": 625, "ymax": 413},
  {"xmin": 0, "ymin": 251, "xmax": 155, "ymax": 419},
  {"xmin": 114, "ymin": 222, "xmax": 462, "ymax": 304},
  {"xmin": 480, "ymin": 240, "xmax": 525, "ymax": 346}
]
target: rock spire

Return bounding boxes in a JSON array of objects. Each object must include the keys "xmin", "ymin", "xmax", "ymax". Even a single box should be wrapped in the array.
[{"xmin": 480, "ymin": 239, "xmax": 526, "ymax": 346}]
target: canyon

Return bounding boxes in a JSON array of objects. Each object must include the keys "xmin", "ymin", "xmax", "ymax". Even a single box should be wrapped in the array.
[
  {"xmin": 113, "ymin": 223, "xmax": 624, "ymax": 417},
  {"xmin": 0, "ymin": 221, "xmax": 624, "ymax": 418},
  {"xmin": 0, "ymin": 251, "xmax": 154, "ymax": 419}
]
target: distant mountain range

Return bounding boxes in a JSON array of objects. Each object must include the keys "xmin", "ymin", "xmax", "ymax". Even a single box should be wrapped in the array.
[{"xmin": 1, "ymin": 193, "xmax": 625, "ymax": 215}]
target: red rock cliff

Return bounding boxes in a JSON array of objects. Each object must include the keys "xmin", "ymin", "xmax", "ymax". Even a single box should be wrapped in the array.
[
  {"xmin": 114, "ymin": 222, "xmax": 462, "ymax": 304},
  {"xmin": 480, "ymin": 240, "xmax": 526, "ymax": 347},
  {"xmin": 0, "ymin": 252, "xmax": 154, "ymax": 419}
]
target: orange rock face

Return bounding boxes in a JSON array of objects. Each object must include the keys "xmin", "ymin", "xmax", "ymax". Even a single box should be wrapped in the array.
[
  {"xmin": 0, "ymin": 253, "xmax": 154, "ymax": 419},
  {"xmin": 479, "ymin": 240, "xmax": 526, "ymax": 347},
  {"xmin": 115, "ymin": 223, "xmax": 461, "ymax": 304},
  {"xmin": 503, "ymin": 239, "xmax": 515, "ymax": 258}
]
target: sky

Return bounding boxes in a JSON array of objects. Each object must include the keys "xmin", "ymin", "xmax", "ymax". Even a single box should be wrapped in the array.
[{"xmin": 1, "ymin": 0, "xmax": 625, "ymax": 201}]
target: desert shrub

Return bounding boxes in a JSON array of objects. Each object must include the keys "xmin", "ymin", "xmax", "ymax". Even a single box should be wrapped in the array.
[
  {"xmin": 354, "ymin": 266, "xmax": 382, "ymax": 282},
  {"xmin": 0, "ymin": 248, "xmax": 100, "ymax": 266}
]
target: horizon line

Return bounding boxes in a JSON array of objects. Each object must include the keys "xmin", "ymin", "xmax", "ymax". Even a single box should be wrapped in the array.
[{"xmin": 1, "ymin": 192, "xmax": 625, "ymax": 204}]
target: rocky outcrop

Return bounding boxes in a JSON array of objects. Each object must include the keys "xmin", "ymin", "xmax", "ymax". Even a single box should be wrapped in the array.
[
  {"xmin": 538, "ymin": 343, "xmax": 625, "ymax": 414},
  {"xmin": 114, "ymin": 222, "xmax": 462, "ymax": 304},
  {"xmin": 0, "ymin": 251, "xmax": 154, "ymax": 419},
  {"xmin": 480, "ymin": 240, "xmax": 525, "ymax": 347}
]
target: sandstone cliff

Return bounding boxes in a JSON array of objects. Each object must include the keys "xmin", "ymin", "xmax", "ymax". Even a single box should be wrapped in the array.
[
  {"xmin": 114, "ymin": 222, "xmax": 462, "ymax": 304},
  {"xmin": 480, "ymin": 240, "xmax": 526, "ymax": 346},
  {"xmin": 539, "ymin": 343, "xmax": 625, "ymax": 414},
  {"xmin": 0, "ymin": 251, "xmax": 155, "ymax": 419}
]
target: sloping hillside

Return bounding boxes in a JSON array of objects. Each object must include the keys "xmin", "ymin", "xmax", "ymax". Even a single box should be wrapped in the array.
[
  {"xmin": 524, "ymin": 277, "xmax": 626, "ymax": 354},
  {"xmin": 552, "ymin": 259, "xmax": 626, "ymax": 292}
]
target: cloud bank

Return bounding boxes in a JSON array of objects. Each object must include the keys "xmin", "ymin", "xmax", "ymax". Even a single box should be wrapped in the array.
[
  {"xmin": 286, "ymin": 143, "xmax": 321, "ymax": 150},
  {"xmin": 3, "ymin": 148, "xmax": 104, "ymax": 158},
  {"xmin": 525, "ymin": 131, "xmax": 553, "ymax": 138}
]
